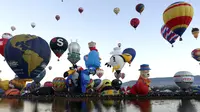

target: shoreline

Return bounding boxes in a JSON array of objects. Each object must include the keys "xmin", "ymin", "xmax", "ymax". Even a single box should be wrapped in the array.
[{"xmin": 1, "ymin": 94, "xmax": 200, "ymax": 101}]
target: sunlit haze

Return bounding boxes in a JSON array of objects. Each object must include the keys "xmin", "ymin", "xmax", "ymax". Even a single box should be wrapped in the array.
[{"xmin": 0, "ymin": 0, "xmax": 200, "ymax": 84}]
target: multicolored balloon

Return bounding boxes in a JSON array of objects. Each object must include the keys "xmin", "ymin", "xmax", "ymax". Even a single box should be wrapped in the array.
[
  {"xmin": 50, "ymin": 37, "xmax": 68, "ymax": 61},
  {"xmin": 78, "ymin": 7, "xmax": 84, "ymax": 14},
  {"xmin": 55, "ymin": 15, "xmax": 60, "ymax": 21},
  {"xmin": 113, "ymin": 7, "xmax": 120, "ymax": 15},
  {"xmin": 4, "ymin": 34, "xmax": 51, "ymax": 79},
  {"xmin": 130, "ymin": 18, "xmax": 140, "ymax": 29},
  {"xmin": 191, "ymin": 48, "xmax": 200, "ymax": 64},
  {"xmin": 136, "ymin": 3, "xmax": 145, "ymax": 14},
  {"xmin": 52, "ymin": 77, "xmax": 66, "ymax": 91},
  {"xmin": 11, "ymin": 26, "xmax": 16, "ymax": 31},
  {"xmin": 192, "ymin": 28, "xmax": 199, "ymax": 39},
  {"xmin": 161, "ymin": 25, "xmax": 179, "ymax": 47},
  {"xmin": 163, "ymin": 1, "xmax": 194, "ymax": 41}
]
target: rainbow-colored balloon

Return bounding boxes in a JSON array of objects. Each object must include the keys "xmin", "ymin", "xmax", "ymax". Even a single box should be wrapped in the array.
[
  {"xmin": 52, "ymin": 77, "xmax": 66, "ymax": 91},
  {"xmin": 163, "ymin": 1, "xmax": 194, "ymax": 41}
]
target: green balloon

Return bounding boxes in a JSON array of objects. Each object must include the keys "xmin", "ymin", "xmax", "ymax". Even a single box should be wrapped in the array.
[{"xmin": 67, "ymin": 52, "xmax": 80, "ymax": 64}]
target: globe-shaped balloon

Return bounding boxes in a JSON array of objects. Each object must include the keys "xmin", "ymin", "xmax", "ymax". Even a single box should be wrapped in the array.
[{"xmin": 4, "ymin": 34, "xmax": 51, "ymax": 79}]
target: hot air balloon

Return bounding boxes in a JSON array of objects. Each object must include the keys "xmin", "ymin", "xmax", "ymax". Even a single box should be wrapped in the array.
[
  {"xmin": 0, "ymin": 38, "xmax": 9, "ymax": 57},
  {"xmin": 68, "ymin": 40, "xmax": 81, "ymax": 65},
  {"xmin": 163, "ymin": 1, "xmax": 194, "ymax": 41},
  {"xmin": 31, "ymin": 22, "xmax": 36, "ymax": 28},
  {"xmin": 130, "ymin": 18, "xmax": 140, "ymax": 29},
  {"xmin": 161, "ymin": 24, "xmax": 179, "ymax": 47},
  {"xmin": 136, "ymin": 3, "xmax": 145, "ymax": 14},
  {"xmin": 11, "ymin": 26, "xmax": 16, "ymax": 31},
  {"xmin": 55, "ymin": 15, "xmax": 60, "ymax": 21},
  {"xmin": 50, "ymin": 37, "xmax": 68, "ymax": 61},
  {"xmin": 114, "ymin": 7, "xmax": 120, "ymax": 15},
  {"xmin": 192, "ymin": 28, "xmax": 199, "ymax": 39},
  {"xmin": 48, "ymin": 66, "xmax": 52, "ymax": 70},
  {"xmin": 33, "ymin": 70, "xmax": 46, "ymax": 83},
  {"xmin": 4, "ymin": 34, "xmax": 51, "ymax": 79},
  {"xmin": 174, "ymin": 71, "xmax": 194, "ymax": 91},
  {"xmin": 2, "ymin": 33, "xmax": 12, "ymax": 39},
  {"xmin": 191, "ymin": 48, "xmax": 200, "ymax": 64},
  {"xmin": 78, "ymin": 7, "xmax": 84, "ymax": 14}
]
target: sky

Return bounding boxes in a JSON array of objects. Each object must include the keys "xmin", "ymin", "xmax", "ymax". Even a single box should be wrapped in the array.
[{"xmin": 0, "ymin": 0, "xmax": 200, "ymax": 84}]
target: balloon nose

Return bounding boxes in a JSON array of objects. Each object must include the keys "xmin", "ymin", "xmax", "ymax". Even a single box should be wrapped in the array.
[{"xmin": 116, "ymin": 70, "xmax": 121, "ymax": 74}]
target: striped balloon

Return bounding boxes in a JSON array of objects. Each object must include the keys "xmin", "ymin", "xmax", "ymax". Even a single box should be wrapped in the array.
[
  {"xmin": 136, "ymin": 3, "xmax": 145, "ymax": 14},
  {"xmin": 161, "ymin": 25, "xmax": 179, "ymax": 47},
  {"xmin": 163, "ymin": 1, "xmax": 194, "ymax": 41},
  {"xmin": 191, "ymin": 48, "xmax": 200, "ymax": 64}
]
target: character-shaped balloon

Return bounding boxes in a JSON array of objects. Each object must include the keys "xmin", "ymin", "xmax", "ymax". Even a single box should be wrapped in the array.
[
  {"xmin": 84, "ymin": 41, "xmax": 102, "ymax": 75},
  {"xmin": 130, "ymin": 64, "xmax": 151, "ymax": 95},
  {"xmin": 105, "ymin": 44, "xmax": 136, "ymax": 79},
  {"xmin": 67, "ymin": 40, "xmax": 81, "ymax": 65}
]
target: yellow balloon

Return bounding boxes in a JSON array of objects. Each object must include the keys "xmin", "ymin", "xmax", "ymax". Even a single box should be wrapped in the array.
[
  {"xmin": 0, "ymin": 80, "xmax": 9, "ymax": 91},
  {"xmin": 192, "ymin": 31, "xmax": 199, "ymax": 39},
  {"xmin": 114, "ymin": 7, "xmax": 120, "ymax": 15}
]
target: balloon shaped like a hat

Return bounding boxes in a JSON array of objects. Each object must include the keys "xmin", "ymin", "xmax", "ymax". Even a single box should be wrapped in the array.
[{"xmin": 122, "ymin": 48, "xmax": 136, "ymax": 64}]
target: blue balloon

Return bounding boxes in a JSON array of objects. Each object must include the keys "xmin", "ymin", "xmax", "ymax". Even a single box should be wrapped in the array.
[
  {"xmin": 80, "ymin": 69, "xmax": 90, "ymax": 93},
  {"xmin": 4, "ymin": 34, "xmax": 51, "ymax": 79},
  {"xmin": 84, "ymin": 50, "xmax": 101, "ymax": 69},
  {"xmin": 122, "ymin": 48, "xmax": 136, "ymax": 63},
  {"xmin": 33, "ymin": 70, "xmax": 46, "ymax": 83}
]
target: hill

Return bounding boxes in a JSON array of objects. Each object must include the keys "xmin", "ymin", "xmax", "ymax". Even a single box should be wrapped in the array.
[{"xmin": 122, "ymin": 75, "xmax": 200, "ymax": 87}]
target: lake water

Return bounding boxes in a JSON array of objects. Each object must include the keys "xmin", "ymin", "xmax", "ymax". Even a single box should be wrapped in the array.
[{"xmin": 0, "ymin": 97, "xmax": 199, "ymax": 112}]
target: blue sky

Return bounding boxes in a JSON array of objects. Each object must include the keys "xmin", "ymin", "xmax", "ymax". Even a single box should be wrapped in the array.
[{"xmin": 0, "ymin": 0, "xmax": 200, "ymax": 84}]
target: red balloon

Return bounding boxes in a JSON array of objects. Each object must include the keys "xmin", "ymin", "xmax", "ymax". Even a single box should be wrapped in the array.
[
  {"xmin": 55, "ymin": 15, "xmax": 60, "ymax": 21},
  {"xmin": 78, "ymin": 7, "xmax": 84, "ymax": 13},
  {"xmin": 130, "ymin": 18, "xmax": 140, "ymax": 29},
  {"xmin": 0, "ymin": 38, "xmax": 8, "ymax": 57}
]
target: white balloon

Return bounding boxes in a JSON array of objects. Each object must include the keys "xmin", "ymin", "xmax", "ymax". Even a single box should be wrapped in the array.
[
  {"xmin": 31, "ymin": 22, "xmax": 36, "ymax": 28},
  {"xmin": 173, "ymin": 71, "xmax": 194, "ymax": 89}
]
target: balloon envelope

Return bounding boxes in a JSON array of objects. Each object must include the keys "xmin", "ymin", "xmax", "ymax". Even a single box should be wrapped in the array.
[
  {"xmin": 2, "ymin": 33, "xmax": 12, "ymax": 39},
  {"xmin": 122, "ymin": 48, "xmax": 136, "ymax": 63},
  {"xmin": 78, "ymin": 7, "xmax": 84, "ymax": 13},
  {"xmin": 31, "ymin": 22, "xmax": 36, "ymax": 28},
  {"xmin": 0, "ymin": 38, "xmax": 8, "ymax": 56},
  {"xmin": 130, "ymin": 18, "xmax": 140, "ymax": 29},
  {"xmin": 114, "ymin": 7, "xmax": 120, "ymax": 15},
  {"xmin": 192, "ymin": 28, "xmax": 199, "ymax": 39},
  {"xmin": 163, "ymin": 2, "xmax": 194, "ymax": 37},
  {"xmin": 4, "ymin": 34, "xmax": 51, "ymax": 79},
  {"xmin": 33, "ymin": 70, "xmax": 46, "ymax": 83},
  {"xmin": 174, "ymin": 71, "xmax": 194, "ymax": 90},
  {"xmin": 136, "ymin": 3, "xmax": 145, "ymax": 14},
  {"xmin": 50, "ymin": 37, "xmax": 68, "ymax": 58}
]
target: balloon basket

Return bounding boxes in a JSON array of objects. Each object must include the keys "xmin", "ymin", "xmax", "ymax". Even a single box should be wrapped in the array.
[
  {"xmin": 57, "ymin": 59, "xmax": 60, "ymax": 61},
  {"xmin": 179, "ymin": 37, "xmax": 183, "ymax": 41}
]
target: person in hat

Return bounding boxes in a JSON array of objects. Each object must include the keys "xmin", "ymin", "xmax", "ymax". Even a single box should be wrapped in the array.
[{"xmin": 129, "ymin": 64, "xmax": 151, "ymax": 95}]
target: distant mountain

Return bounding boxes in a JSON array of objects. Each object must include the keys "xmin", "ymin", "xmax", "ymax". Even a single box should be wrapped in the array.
[{"xmin": 122, "ymin": 75, "xmax": 200, "ymax": 87}]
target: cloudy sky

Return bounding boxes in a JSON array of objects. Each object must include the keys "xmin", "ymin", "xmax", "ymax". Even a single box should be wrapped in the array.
[{"xmin": 0, "ymin": 0, "xmax": 199, "ymax": 84}]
